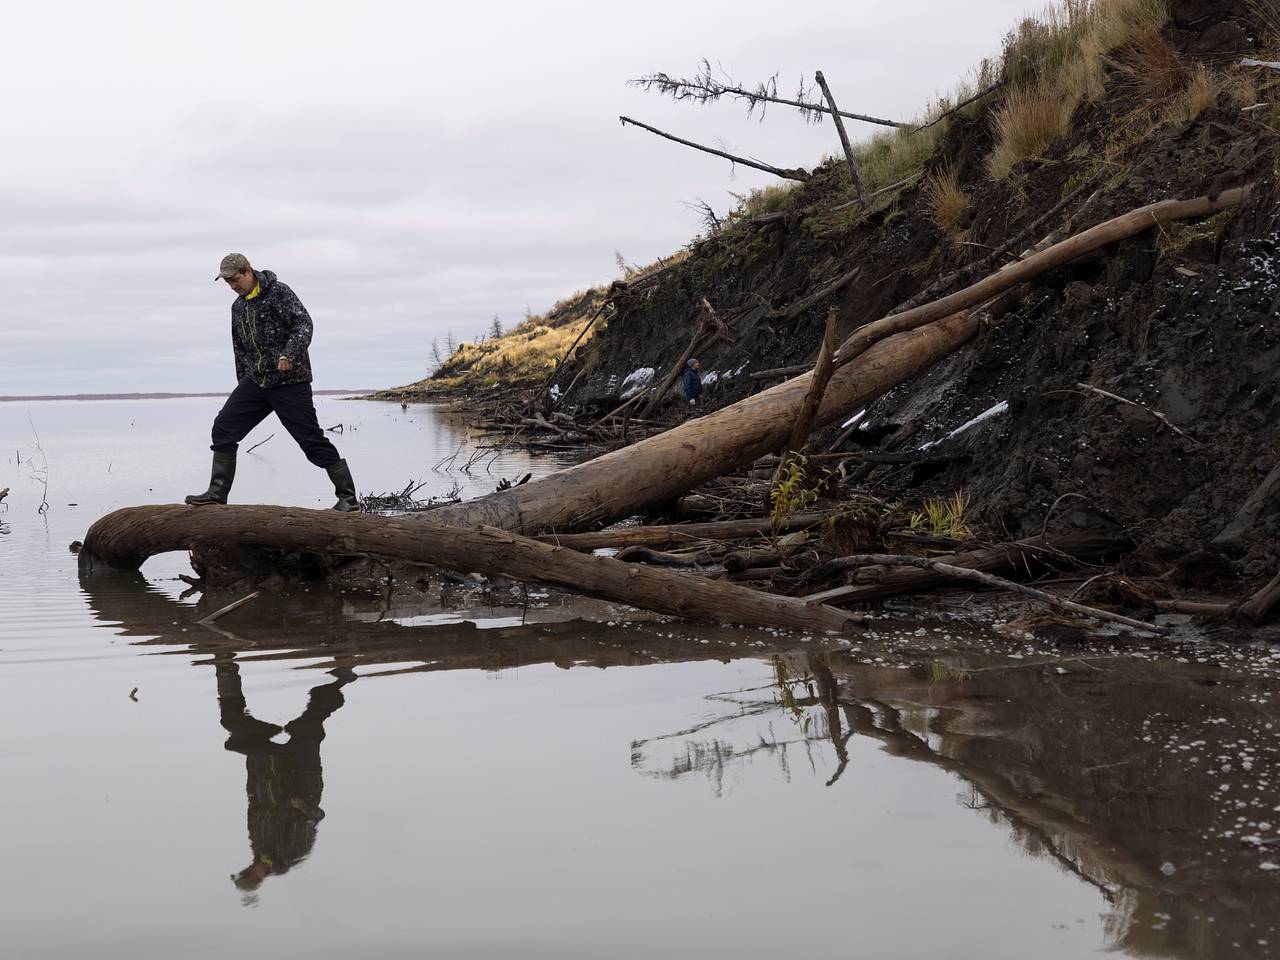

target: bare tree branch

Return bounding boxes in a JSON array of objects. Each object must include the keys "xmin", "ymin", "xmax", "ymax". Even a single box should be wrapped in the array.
[{"xmin": 619, "ymin": 116, "xmax": 810, "ymax": 182}]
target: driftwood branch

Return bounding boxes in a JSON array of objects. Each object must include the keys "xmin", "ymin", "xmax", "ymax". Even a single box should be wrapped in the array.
[
  {"xmin": 536, "ymin": 513, "xmax": 834, "ymax": 551},
  {"xmin": 641, "ymin": 315, "xmax": 710, "ymax": 418},
  {"xmin": 538, "ymin": 295, "xmax": 612, "ymax": 402},
  {"xmin": 814, "ymin": 71, "xmax": 867, "ymax": 207},
  {"xmin": 198, "ymin": 591, "xmax": 260, "ymax": 625},
  {"xmin": 1214, "ymin": 459, "xmax": 1280, "ymax": 544},
  {"xmin": 1070, "ymin": 382, "xmax": 1199, "ymax": 443},
  {"xmin": 890, "ymin": 175, "xmax": 1100, "ymax": 315},
  {"xmin": 245, "ymin": 433, "xmax": 274, "ymax": 454},
  {"xmin": 777, "ymin": 309, "xmax": 839, "ymax": 472},
  {"xmin": 804, "ymin": 533, "xmax": 1120, "ymax": 604},
  {"xmin": 821, "ymin": 553, "xmax": 1165, "ymax": 634},
  {"xmin": 769, "ymin": 266, "xmax": 862, "ymax": 321},
  {"xmin": 619, "ymin": 116, "xmax": 811, "ymax": 182},
  {"xmin": 1155, "ymin": 568, "xmax": 1280, "ymax": 624},
  {"xmin": 81, "ymin": 506, "xmax": 860, "ymax": 633},
  {"xmin": 835, "ymin": 185, "xmax": 1254, "ymax": 367},
  {"xmin": 912, "ymin": 80, "xmax": 1007, "ymax": 131}
]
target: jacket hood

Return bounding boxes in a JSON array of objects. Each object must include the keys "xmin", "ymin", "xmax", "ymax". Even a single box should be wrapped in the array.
[{"xmin": 252, "ymin": 269, "xmax": 278, "ymax": 293}]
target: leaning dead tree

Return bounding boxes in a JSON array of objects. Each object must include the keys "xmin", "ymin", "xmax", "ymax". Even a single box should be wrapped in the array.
[
  {"xmin": 631, "ymin": 60, "xmax": 908, "ymax": 128},
  {"xmin": 814, "ymin": 70, "xmax": 868, "ymax": 207},
  {"xmin": 619, "ymin": 116, "xmax": 810, "ymax": 182}
]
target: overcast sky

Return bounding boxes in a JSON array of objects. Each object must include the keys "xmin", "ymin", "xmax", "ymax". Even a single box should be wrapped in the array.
[{"xmin": 1, "ymin": 0, "xmax": 1034, "ymax": 395}]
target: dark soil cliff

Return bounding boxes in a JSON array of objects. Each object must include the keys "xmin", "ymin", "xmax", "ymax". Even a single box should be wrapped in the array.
[{"xmin": 387, "ymin": 0, "xmax": 1280, "ymax": 594}]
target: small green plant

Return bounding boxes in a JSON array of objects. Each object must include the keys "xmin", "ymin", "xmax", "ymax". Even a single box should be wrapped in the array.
[
  {"xmin": 770, "ymin": 453, "xmax": 819, "ymax": 530},
  {"xmin": 909, "ymin": 491, "xmax": 972, "ymax": 539},
  {"xmin": 929, "ymin": 661, "xmax": 973, "ymax": 685}
]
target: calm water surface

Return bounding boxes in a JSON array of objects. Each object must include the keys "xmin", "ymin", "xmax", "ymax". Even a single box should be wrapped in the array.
[{"xmin": 2, "ymin": 398, "xmax": 1279, "ymax": 958}]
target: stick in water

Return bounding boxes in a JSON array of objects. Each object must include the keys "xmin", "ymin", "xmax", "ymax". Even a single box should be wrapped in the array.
[
  {"xmin": 198, "ymin": 591, "xmax": 261, "ymax": 625},
  {"xmin": 820, "ymin": 554, "xmax": 1166, "ymax": 635}
]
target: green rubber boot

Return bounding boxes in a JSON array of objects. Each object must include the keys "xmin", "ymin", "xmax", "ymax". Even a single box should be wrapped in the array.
[
  {"xmin": 185, "ymin": 451, "xmax": 236, "ymax": 505},
  {"xmin": 326, "ymin": 459, "xmax": 361, "ymax": 512}
]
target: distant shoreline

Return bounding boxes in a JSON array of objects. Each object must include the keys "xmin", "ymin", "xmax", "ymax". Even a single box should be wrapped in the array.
[{"xmin": 0, "ymin": 390, "xmax": 374, "ymax": 402}]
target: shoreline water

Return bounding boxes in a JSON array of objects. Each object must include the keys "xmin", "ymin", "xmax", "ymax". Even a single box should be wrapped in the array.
[{"xmin": 0, "ymin": 389, "xmax": 374, "ymax": 403}]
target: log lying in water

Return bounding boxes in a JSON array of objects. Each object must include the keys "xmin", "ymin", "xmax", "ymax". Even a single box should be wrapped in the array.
[{"xmin": 80, "ymin": 504, "xmax": 860, "ymax": 633}]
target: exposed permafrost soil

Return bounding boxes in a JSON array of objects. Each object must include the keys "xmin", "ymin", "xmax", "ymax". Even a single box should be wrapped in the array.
[{"xmin": 533, "ymin": 0, "xmax": 1280, "ymax": 595}]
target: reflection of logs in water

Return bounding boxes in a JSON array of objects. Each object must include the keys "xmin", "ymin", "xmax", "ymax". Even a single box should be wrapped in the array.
[{"xmin": 632, "ymin": 649, "xmax": 1280, "ymax": 958}]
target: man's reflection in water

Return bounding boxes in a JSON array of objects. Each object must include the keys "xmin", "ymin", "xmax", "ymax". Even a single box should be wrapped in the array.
[{"xmin": 211, "ymin": 654, "xmax": 356, "ymax": 898}]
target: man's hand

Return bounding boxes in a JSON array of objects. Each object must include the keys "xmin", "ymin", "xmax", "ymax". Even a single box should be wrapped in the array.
[{"xmin": 277, "ymin": 357, "xmax": 292, "ymax": 373}]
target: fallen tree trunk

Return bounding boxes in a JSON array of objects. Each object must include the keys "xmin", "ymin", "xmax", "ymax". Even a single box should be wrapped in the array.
[
  {"xmin": 421, "ymin": 307, "xmax": 988, "ymax": 534},
  {"xmin": 80, "ymin": 505, "xmax": 859, "ymax": 633},
  {"xmin": 834, "ymin": 186, "xmax": 1252, "ymax": 365},
  {"xmin": 802, "ymin": 532, "xmax": 1121, "ymax": 604}
]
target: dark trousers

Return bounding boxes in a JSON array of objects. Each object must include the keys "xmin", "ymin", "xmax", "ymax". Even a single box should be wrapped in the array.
[{"xmin": 211, "ymin": 379, "xmax": 341, "ymax": 468}]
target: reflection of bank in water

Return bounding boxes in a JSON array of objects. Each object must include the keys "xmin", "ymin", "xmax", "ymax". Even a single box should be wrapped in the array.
[{"xmin": 633, "ymin": 650, "xmax": 1280, "ymax": 960}]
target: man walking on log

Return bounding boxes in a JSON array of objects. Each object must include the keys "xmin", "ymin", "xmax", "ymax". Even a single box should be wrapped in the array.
[{"xmin": 185, "ymin": 253, "xmax": 360, "ymax": 511}]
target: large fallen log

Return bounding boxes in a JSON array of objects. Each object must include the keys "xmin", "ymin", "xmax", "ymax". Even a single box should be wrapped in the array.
[
  {"xmin": 80, "ymin": 505, "xmax": 859, "ymax": 633},
  {"xmin": 834, "ymin": 186, "xmax": 1252, "ymax": 365},
  {"xmin": 421, "ymin": 307, "xmax": 988, "ymax": 534}
]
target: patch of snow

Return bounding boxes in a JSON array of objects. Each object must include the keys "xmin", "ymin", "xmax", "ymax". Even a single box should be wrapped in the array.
[
  {"xmin": 701, "ymin": 370, "xmax": 720, "ymax": 385},
  {"xmin": 920, "ymin": 400, "xmax": 1009, "ymax": 450},
  {"xmin": 619, "ymin": 367, "xmax": 655, "ymax": 399},
  {"xmin": 549, "ymin": 384, "xmax": 561, "ymax": 400}
]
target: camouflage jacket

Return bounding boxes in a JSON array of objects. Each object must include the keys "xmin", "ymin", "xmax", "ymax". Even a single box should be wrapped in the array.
[{"xmin": 231, "ymin": 270, "xmax": 314, "ymax": 388}]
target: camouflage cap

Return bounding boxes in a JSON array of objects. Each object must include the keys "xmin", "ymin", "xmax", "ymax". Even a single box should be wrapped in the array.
[{"xmin": 215, "ymin": 252, "xmax": 250, "ymax": 281}]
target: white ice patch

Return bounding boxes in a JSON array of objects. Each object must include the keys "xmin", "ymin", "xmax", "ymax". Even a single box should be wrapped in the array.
[
  {"xmin": 919, "ymin": 400, "xmax": 1009, "ymax": 450},
  {"xmin": 549, "ymin": 384, "xmax": 561, "ymax": 400},
  {"xmin": 841, "ymin": 409, "xmax": 867, "ymax": 429},
  {"xmin": 620, "ymin": 367, "xmax": 655, "ymax": 399},
  {"xmin": 701, "ymin": 371, "xmax": 720, "ymax": 385}
]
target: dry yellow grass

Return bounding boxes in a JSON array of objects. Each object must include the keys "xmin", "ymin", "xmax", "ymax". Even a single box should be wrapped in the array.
[
  {"xmin": 989, "ymin": 0, "xmax": 1168, "ymax": 178},
  {"xmin": 987, "ymin": 89, "xmax": 1073, "ymax": 179},
  {"xmin": 923, "ymin": 163, "xmax": 971, "ymax": 241},
  {"xmin": 1171, "ymin": 65, "xmax": 1220, "ymax": 123},
  {"xmin": 1117, "ymin": 26, "xmax": 1190, "ymax": 99}
]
